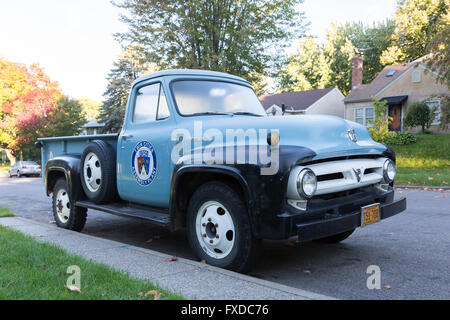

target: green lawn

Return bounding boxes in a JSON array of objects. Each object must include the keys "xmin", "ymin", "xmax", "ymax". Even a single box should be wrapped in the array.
[
  {"xmin": 0, "ymin": 207, "xmax": 14, "ymax": 217},
  {"xmin": 391, "ymin": 134, "xmax": 450, "ymax": 186},
  {"xmin": 0, "ymin": 224, "xmax": 184, "ymax": 300}
]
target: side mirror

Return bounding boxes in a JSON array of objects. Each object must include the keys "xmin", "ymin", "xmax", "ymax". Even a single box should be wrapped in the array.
[{"xmin": 35, "ymin": 141, "xmax": 43, "ymax": 149}]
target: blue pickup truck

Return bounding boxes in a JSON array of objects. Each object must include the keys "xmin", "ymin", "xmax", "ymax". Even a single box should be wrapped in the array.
[{"xmin": 37, "ymin": 69, "xmax": 406, "ymax": 272}]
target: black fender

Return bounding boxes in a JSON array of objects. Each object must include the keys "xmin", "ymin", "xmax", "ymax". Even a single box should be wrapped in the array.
[
  {"xmin": 45, "ymin": 154, "xmax": 84, "ymax": 201},
  {"xmin": 169, "ymin": 145, "xmax": 317, "ymax": 238},
  {"xmin": 170, "ymin": 164, "xmax": 255, "ymax": 232}
]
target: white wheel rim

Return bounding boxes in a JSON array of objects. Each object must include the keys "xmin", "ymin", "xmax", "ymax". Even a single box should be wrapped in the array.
[
  {"xmin": 83, "ymin": 152, "xmax": 102, "ymax": 192},
  {"xmin": 195, "ymin": 201, "xmax": 235, "ymax": 259},
  {"xmin": 56, "ymin": 188, "xmax": 70, "ymax": 223}
]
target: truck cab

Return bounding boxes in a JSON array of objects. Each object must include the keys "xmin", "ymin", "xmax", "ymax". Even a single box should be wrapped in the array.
[{"xmin": 37, "ymin": 69, "xmax": 406, "ymax": 272}]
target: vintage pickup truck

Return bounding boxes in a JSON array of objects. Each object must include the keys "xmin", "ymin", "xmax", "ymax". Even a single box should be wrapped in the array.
[{"xmin": 37, "ymin": 69, "xmax": 406, "ymax": 272}]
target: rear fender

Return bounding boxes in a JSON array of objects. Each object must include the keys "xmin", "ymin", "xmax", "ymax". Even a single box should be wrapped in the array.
[{"xmin": 45, "ymin": 154, "xmax": 84, "ymax": 201}]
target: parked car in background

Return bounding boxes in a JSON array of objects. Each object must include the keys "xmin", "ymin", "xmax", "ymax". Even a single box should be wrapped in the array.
[{"xmin": 9, "ymin": 161, "xmax": 41, "ymax": 178}]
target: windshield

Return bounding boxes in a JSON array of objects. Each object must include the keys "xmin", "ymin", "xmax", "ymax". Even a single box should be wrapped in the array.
[{"xmin": 171, "ymin": 80, "xmax": 266, "ymax": 116}]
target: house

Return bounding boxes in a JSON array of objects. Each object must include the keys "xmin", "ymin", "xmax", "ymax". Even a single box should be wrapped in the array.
[
  {"xmin": 259, "ymin": 87, "xmax": 345, "ymax": 118},
  {"xmin": 344, "ymin": 54, "xmax": 449, "ymax": 133},
  {"xmin": 80, "ymin": 120, "xmax": 105, "ymax": 135}
]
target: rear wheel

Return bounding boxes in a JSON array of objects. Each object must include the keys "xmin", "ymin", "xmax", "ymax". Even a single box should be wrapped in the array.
[
  {"xmin": 186, "ymin": 182, "xmax": 259, "ymax": 272},
  {"xmin": 314, "ymin": 229, "xmax": 355, "ymax": 244},
  {"xmin": 80, "ymin": 140, "xmax": 117, "ymax": 204},
  {"xmin": 52, "ymin": 178, "xmax": 87, "ymax": 231}
]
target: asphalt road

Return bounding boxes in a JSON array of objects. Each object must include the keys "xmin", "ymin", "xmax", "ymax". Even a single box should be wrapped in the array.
[{"xmin": 0, "ymin": 176, "xmax": 449, "ymax": 300}]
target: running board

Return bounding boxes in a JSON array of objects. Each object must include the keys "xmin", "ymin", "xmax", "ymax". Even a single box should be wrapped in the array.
[{"xmin": 75, "ymin": 200, "xmax": 170, "ymax": 226}]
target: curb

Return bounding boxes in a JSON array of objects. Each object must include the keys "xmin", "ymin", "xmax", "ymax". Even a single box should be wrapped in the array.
[
  {"xmin": 395, "ymin": 185, "xmax": 450, "ymax": 190},
  {"xmin": 0, "ymin": 216, "xmax": 335, "ymax": 300}
]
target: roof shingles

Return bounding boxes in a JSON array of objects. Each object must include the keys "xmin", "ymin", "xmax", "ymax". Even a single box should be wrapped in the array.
[
  {"xmin": 259, "ymin": 87, "xmax": 334, "ymax": 110},
  {"xmin": 344, "ymin": 61, "xmax": 414, "ymax": 103}
]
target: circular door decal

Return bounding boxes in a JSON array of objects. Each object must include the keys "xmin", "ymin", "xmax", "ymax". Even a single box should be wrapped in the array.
[{"xmin": 131, "ymin": 141, "xmax": 157, "ymax": 186}]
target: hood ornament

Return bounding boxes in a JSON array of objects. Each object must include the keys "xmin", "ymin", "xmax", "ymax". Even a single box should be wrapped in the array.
[{"xmin": 347, "ymin": 129, "xmax": 357, "ymax": 142}]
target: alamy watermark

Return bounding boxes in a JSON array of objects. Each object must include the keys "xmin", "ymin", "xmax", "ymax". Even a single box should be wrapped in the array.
[{"xmin": 170, "ymin": 121, "xmax": 280, "ymax": 175}]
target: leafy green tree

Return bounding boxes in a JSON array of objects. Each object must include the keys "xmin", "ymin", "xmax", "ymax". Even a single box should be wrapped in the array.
[
  {"xmin": 322, "ymin": 23, "xmax": 356, "ymax": 95},
  {"xmin": 404, "ymin": 101, "xmax": 435, "ymax": 133},
  {"xmin": 79, "ymin": 99, "xmax": 102, "ymax": 121},
  {"xmin": 113, "ymin": 0, "xmax": 307, "ymax": 87},
  {"xmin": 381, "ymin": 0, "xmax": 449, "ymax": 65},
  {"xmin": 423, "ymin": 18, "xmax": 450, "ymax": 88},
  {"xmin": 99, "ymin": 45, "xmax": 158, "ymax": 133},
  {"xmin": 344, "ymin": 20, "xmax": 396, "ymax": 84},
  {"xmin": 277, "ymin": 37, "xmax": 330, "ymax": 92}
]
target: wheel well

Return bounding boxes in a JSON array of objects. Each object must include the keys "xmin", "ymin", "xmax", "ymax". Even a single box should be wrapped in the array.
[
  {"xmin": 47, "ymin": 170, "xmax": 66, "ymax": 195},
  {"xmin": 173, "ymin": 172, "xmax": 249, "ymax": 230}
]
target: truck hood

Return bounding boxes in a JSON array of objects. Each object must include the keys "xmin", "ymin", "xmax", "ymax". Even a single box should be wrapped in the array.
[{"xmin": 198, "ymin": 114, "xmax": 387, "ymax": 160}]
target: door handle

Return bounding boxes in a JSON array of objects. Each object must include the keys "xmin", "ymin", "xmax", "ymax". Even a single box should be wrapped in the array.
[{"xmin": 122, "ymin": 134, "xmax": 133, "ymax": 140}]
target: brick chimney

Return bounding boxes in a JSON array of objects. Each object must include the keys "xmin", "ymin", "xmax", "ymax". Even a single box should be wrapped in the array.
[{"xmin": 352, "ymin": 53, "xmax": 363, "ymax": 90}]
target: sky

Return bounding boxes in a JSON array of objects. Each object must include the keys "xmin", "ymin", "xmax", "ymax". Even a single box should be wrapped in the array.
[{"xmin": 0, "ymin": 0, "xmax": 398, "ymax": 102}]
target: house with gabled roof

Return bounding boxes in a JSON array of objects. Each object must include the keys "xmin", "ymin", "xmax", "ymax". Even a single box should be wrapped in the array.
[
  {"xmin": 259, "ymin": 87, "xmax": 345, "ymax": 118},
  {"xmin": 344, "ymin": 54, "xmax": 449, "ymax": 133}
]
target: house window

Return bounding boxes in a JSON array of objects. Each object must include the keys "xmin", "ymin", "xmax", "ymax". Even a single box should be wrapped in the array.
[
  {"xmin": 425, "ymin": 98, "xmax": 441, "ymax": 125},
  {"xmin": 354, "ymin": 107, "xmax": 375, "ymax": 127}
]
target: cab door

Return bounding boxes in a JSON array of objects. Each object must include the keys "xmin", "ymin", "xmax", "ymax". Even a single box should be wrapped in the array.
[{"xmin": 117, "ymin": 81, "xmax": 174, "ymax": 208}]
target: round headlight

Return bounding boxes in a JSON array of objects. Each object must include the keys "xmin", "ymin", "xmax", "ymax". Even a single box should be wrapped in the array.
[
  {"xmin": 296, "ymin": 169, "xmax": 317, "ymax": 199},
  {"xmin": 383, "ymin": 159, "xmax": 396, "ymax": 182}
]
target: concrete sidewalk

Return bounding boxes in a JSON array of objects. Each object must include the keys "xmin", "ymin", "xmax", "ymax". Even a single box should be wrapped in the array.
[{"xmin": 0, "ymin": 216, "xmax": 334, "ymax": 300}]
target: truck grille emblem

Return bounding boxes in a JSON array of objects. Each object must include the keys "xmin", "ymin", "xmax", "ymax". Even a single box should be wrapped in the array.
[
  {"xmin": 347, "ymin": 129, "xmax": 357, "ymax": 142},
  {"xmin": 353, "ymin": 168, "xmax": 362, "ymax": 182}
]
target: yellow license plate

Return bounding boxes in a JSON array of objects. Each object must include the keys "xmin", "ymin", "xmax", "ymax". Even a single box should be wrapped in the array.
[{"xmin": 361, "ymin": 203, "xmax": 380, "ymax": 227}]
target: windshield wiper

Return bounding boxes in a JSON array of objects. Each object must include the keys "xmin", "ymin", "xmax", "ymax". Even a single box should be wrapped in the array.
[
  {"xmin": 190, "ymin": 112, "xmax": 234, "ymax": 116},
  {"xmin": 232, "ymin": 111, "xmax": 264, "ymax": 117}
]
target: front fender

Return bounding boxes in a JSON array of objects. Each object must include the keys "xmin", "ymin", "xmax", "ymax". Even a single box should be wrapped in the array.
[
  {"xmin": 169, "ymin": 145, "xmax": 317, "ymax": 238},
  {"xmin": 45, "ymin": 154, "xmax": 84, "ymax": 201}
]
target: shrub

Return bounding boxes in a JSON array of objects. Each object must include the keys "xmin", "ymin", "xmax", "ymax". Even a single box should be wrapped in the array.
[
  {"xmin": 367, "ymin": 98, "xmax": 393, "ymax": 143},
  {"xmin": 385, "ymin": 131, "xmax": 417, "ymax": 146},
  {"xmin": 404, "ymin": 101, "xmax": 434, "ymax": 133}
]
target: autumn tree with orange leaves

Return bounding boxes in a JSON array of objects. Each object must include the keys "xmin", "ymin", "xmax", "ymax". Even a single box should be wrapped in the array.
[{"xmin": 0, "ymin": 58, "xmax": 86, "ymax": 164}]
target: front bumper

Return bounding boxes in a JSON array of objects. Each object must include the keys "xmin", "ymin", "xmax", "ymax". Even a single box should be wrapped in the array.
[{"xmin": 296, "ymin": 197, "xmax": 406, "ymax": 242}]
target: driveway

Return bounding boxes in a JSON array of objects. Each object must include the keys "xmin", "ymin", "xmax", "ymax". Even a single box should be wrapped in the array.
[{"xmin": 0, "ymin": 176, "xmax": 449, "ymax": 299}]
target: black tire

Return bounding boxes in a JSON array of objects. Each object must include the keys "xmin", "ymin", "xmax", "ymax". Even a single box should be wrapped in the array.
[
  {"xmin": 52, "ymin": 178, "xmax": 87, "ymax": 231},
  {"xmin": 80, "ymin": 140, "xmax": 117, "ymax": 204},
  {"xmin": 186, "ymin": 181, "xmax": 260, "ymax": 273},
  {"xmin": 17, "ymin": 170, "xmax": 21, "ymax": 178},
  {"xmin": 314, "ymin": 229, "xmax": 355, "ymax": 244}
]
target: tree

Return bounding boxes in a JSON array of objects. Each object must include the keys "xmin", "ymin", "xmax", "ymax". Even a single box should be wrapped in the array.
[
  {"xmin": 381, "ymin": 0, "xmax": 449, "ymax": 65},
  {"xmin": 99, "ymin": 45, "xmax": 158, "ymax": 133},
  {"xmin": 277, "ymin": 37, "xmax": 330, "ymax": 92},
  {"xmin": 404, "ymin": 101, "xmax": 435, "ymax": 133},
  {"xmin": 0, "ymin": 58, "xmax": 61, "ymax": 164},
  {"xmin": 17, "ymin": 97, "xmax": 87, "ymax": 161},
  {"xmin": 423, "ymin": 16, "xmax": 450, "ymax": 88},
  {"xmin": 0, "ymin": 58, "xmax": 86, "ymax": 163},
  {"xmin": 79, "ymin": 99, "xmax": 102, "ymax": 121},
  {"xmin": 322, "ymin": 23, "xmax": 356, "ymax": 95},
  {"xmin": 113, "ymin": 0, "xmax": 307, "ymax": 86}
]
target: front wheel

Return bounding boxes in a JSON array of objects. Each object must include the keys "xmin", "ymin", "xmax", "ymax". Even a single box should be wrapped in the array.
[
  {"xmin": 52, "ymin": 178, "xmax": 87, "ymax": 231},
  {"xmin": 186, "ymin": 182, "xmax": 259, "ymax": 272}
]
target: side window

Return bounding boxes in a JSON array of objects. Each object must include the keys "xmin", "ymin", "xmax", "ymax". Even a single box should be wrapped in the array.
[
  {"xmin": 133, "ymin": 83, "xmax": 160, "ymax": 123},
  {"xmin": 157, "ymin": 86, "xmax": 170, "ymax": 120},
  {"xmin": 355, "ymin": 108, "xmax": 364, "ymax": 125}
]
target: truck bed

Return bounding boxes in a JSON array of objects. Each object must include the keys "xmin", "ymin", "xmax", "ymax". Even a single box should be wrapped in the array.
[{"xmin": 37, "ymin": 134, "xmax": 118, "ymax": 181}]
